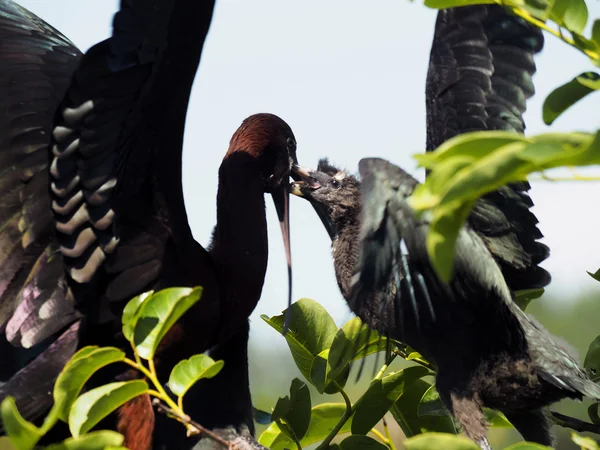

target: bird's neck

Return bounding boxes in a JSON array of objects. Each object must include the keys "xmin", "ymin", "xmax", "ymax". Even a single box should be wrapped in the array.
[
  {"xmin": 331, "ymin": 220, "xmax": 361, "ymax": 299},
  {"xmin": 210, "ymin": 152, "xmax": 268, "ymax": 323}
]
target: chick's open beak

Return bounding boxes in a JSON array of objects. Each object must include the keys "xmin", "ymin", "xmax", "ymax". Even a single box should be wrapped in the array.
[{"xmin": 291, "ymin": 164, "xmax": 320, "ymax": 197}]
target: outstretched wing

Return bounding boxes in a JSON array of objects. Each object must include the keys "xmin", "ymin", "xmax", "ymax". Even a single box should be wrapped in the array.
[
  {"xmin": 425, "ymin": 5, "xmax": 549, "ymax": 292},
  {"xmin": 48, "ymin": 0, "xmax": 219, "ymax": 319},
  {"xmin": 352, "ymin": 158, "xmax": 527, "ymax": 356},
  {"xmin": 0, "ymin": 0, "xmax": 82, "ymax": 367},
  {"xmin": 0, "ymin": 0, "xmax": 219, "ymax": 427}
]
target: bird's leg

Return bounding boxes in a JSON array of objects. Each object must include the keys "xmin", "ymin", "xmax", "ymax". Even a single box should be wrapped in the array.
[
  {"xmin": 504, "ymin": 409, "xmax": 554, "ymax": 447},
  {"xmin": 441, "ymin": 386, "xmax": 490, "ymax": 450}
]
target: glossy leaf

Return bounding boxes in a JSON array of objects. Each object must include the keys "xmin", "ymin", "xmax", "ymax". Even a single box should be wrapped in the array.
[
  {"xmin": 560, "ymin": 0, "xmax": 588, "ymax": 34},
  {"xmin": 0, "ymin": 397, "xmax": 42, "ymax": 450},
  {"xmin": 261, "ymin": 298, "xmax": 338, "ymax": 382},
  {"xmin": 352, "ymin": 366, "xmax": 431, "ymax": 435},
  {"xmin": 340, "ymin": 435, "xmax": 388, "ymax": 450},
  {"xmin": 252, "ymin": 407, "xmax": 273, "ymax": 425},
  {"xmin": 45, "ymin": 431, "xmax": 125, "ymax": 450},
  {"xmin": 543, "ymin": 72, "xmax": 600, "ymax": 125},
  {"xmin": 587, "ymin": 268, "xmax": 600, "ymax": 282},
  {"xmin": 522, "ymin": 0, "xmax": 549, "ymax": 19},
  {"xmin": 503, "ymin": 444, "xmax": 552, "ymax": 450},
  {"xmin": 404, "ymin": 432, "xmax": 479, "ymax": 450},
  {"xmin": 424, "ymin": 0, "xmax": 494, "ymax": 8},
  {"xmin": 53, "ymin": 346, "xmax": 126, "ymax": 422},
  {"xmin": 417, "ymin": 385, "xmax": 512, "ymax": 427},
  {"xmin": 271, "ymin": 378, "xmax": 311, "ymax": 441},
  {"xmin": 258, "ymin": 403, "xmax": 351, "ymax": 450},
  {"xmin": 328, "ymin": 318, "xmax": 388, "ymax": 385},
  {"xmin": 592, "ymin": 20, "xmax": 600, "ymax": 47},
  {"xmin": 588, "ymin": 403, "xmax": 600, "ymax": 425},
  {"xmin": 584, "ymin": 335, "xmax": 600, "ymax": 382},
  {"xmin": 69, "ymin": 380, "xmax": 149, "ymax": 437},
  {"xmin": 411, "ymin": 130, "xmax": 600, "ymax": 281},
  {"xmin": 122, "ymin": 290, "xmax": 154, "ymax": 342},
  {"xmin": 391, "ymin": 379, "xmax": 457, "ymax": 437},
  {"xmin": 514, "ymin": 288, "xmax": 545, "ymax": 310},
  {"xmin": 133, "ymin": 287, "xmax": 203, "ymax": 360},
  {"xmin": 168, "ymin": 354, "xmax": 224, "ymax": 397},
  {"xmin": 571, "ymin": 432, "xmax": 599, "ymax": 450},
  {"xmin": 0, "ymin": 437, "xmax": 17, "ymax": 450},
  {"xmin": 417, "ymin": 384, "xmax": 449, "ymax": 417}
]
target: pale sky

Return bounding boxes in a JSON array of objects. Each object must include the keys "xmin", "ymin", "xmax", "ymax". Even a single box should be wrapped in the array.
[{"xmin": 17, "ymin": 0, "xmax": 600, "ymax": 411}]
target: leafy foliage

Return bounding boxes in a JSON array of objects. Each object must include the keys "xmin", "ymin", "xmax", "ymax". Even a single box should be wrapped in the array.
[{"xmin": 1, "ymin": 287, "xmax": 220, "ymax": 450}]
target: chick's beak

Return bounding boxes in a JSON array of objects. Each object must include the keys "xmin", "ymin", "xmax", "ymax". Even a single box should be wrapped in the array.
[{"xmin": 291, "ymin": 164, "xmax": 320, "ymax": 198}]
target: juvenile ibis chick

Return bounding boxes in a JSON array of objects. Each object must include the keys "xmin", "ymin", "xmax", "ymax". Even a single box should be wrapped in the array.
[{"xmin": 291, "ymin": 158, "xmax": 600, "ymax": 449}]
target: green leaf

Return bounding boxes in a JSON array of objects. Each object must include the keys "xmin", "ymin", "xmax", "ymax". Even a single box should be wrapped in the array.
[
  {"xmin": 587, "ymin": 268, "xmax": 600, "ymax": 282},
  {"xmin": 122, "ymin": 290, "xmax": 154, "ymax": 343},
  {"xmin": 543, "ymin": 72, "xmax": 600, "ymax": 125},
  {"xmin": 352, "ymin": 366, "xmax": 431, "ymax": 435},
  {"xmin": 328, "ymin": 318, "xmax": 388, "ymax": 385},
  {"xmin": 167, "ymin": 354, "xmax": 224, "ymax": 397},
  {"xmin": 68, "ymin": 380, "xmax": 149, "ymax": 437},
  {"xmin": 555, "ymin": 0, "xmax": 588, "ymax": 34},
  {"xmin": 133, "ymin": 287, "xmax": 203, "ymax": 360},
  {"xmin": 271, "ymin": 378, "xmax": 311, "ymax": 441},
  {"xmin": 571, "ymin": 432, "xmax": 600, "ymax": 450},
  {"xmin": 592, "ymin": 20, "xmax": 600, "ymax": 47},
  {"xmin": 391, "ymin": 379, "xmax": 457, "ymax": 437},
  {"xmin": 259, "ymin": 403, "xmax": 352, "ymax": 450},
  {"xmin": 404, "ymin": 432, "xmax": 479, "ymax": 450},
  {"xmin": 522, "ymin": 0, "xmax": 549, "ymax": 19},
  {"xmin": 0, "ymin": 397, "xmax": 42, "ymax": 450},
  {"xmin": 503, "ymin": 443, "xmax": 552, "ymax": 450},
  {"xmin": 410, "ymin": 130, "xmax": 600, "ymax": 281},
  {"xmin": 423, "ymin": 0, "xmax": 494, "ymax": 8},
  {"xmin": 53, "ymin": 346, "xmax": 126, "ymax": 422},
  {"xmin": 417, "ymin": 385, "xmax": 449, "ymax": 417},
  {"xmin": 584, "ymin": 335, "xmax": 600, "ymax": 382},
  {"xmin": 261, "ymin": 298, "xmax": 338, "ymax": 382},
  {"xmin": 588, "ymin": 403, "xmax": 600, "ymax": 425},
  {"xmin": 340, "ymin": 435, "xmax": 388, "ymax": 450},
  {"xmin": 45, "ymin": 431, "xmax": 125, "ymax": 450},
  {"xmin": 0, "ymin": 437, "xmax": 17, "ymax": 450},
  {"xmin": 514, "ymin": 288, "xmax": 545, "ymax": 310}
]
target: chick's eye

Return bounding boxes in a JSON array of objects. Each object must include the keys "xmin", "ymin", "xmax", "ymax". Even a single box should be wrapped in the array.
[
  {"xmin": 286, "ymin": 137, "xmax": 296, "ymax": 149},
  {"xmin": 330, "ymin": 179, "xmax": 341, "ymax": 189}
]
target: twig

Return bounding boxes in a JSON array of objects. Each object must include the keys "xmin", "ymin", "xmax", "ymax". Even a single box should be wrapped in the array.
[
  {"xmin": 551, "ymin": 411, "xmax": 600, "ymax": 436},
  {"xmin": 152, "ymin": 398, "xmax": 234, "ymax": 449}
]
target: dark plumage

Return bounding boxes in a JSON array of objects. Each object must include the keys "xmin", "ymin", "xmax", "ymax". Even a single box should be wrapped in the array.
[
  {"xmin": 290, "ymin": 4, "xmax": 599, "ymax": 448},
  {"xmin": 0, "ymin": 1, "xmax": 296, "ymax": 449},
  {"xmin": 292, "ymin": 158, "xmax": 600, "ymax": 448}
]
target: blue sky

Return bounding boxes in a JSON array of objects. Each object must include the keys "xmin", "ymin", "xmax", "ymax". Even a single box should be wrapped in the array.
[{"xmin": 18, "ymin": 0, "xmax": 600, "ymax": 412}]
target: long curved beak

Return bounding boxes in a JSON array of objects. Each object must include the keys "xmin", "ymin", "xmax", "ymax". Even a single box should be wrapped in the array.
[{"xmin": 271, "ymin": 184, "xmax": 292, "ymax": 324}]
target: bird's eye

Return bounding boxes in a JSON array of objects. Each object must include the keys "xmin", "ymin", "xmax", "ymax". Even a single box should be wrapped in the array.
[
  {"xmin": 330, "ymin": 179, "xmax": 341, "ymax": 189},
  {"xmin": 286, "ymin": 137, "xmax": 296, "ymax": 149}
]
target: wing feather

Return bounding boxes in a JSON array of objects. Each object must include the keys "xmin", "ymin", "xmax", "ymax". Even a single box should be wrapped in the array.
[
  {"xmin": 0, "ymin": 1, "xmax": 82, "ymax": 353},
  {"xmin": 425, "ymin": 5, "xmax": 549, "ymax": 292}
]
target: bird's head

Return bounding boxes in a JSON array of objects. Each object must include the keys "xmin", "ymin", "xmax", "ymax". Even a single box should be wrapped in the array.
[
  {"xmin": 227, "ymin": 113, "xmax": 298, "ymax": 307},
  {"xmin": 291, "ymin": 158, "xmax": 361, "ymax": 240}
]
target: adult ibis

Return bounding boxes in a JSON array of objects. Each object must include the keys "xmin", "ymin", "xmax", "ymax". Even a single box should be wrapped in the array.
[
  {"xmin": 290, "ymin": 5, "xmax": 600, "ymax": 448},
  {"xmin": 0, "ymin": 1, "xmax": 296, "ymax": 448}
]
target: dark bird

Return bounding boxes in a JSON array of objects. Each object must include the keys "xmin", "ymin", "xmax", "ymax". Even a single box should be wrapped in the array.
[
  {"xmin": 0, "ymin": 1, "xmax": 296, "ymax": 449},
  {"xmin": 290, "ymin": 5, "xmax": 600, "ymax": 448}
]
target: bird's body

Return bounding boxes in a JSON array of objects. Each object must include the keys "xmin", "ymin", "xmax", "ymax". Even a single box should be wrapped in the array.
[
  {"xmin": 0, "ymin": 1, "xmax": 296, "ymax": 449},
  {"xmin": 291, "ymin": 4, "xmax": 600, "ymax": 448},
  {"xmin": 292, "ymin": 158, "xmax": 600, "ymax": 447}
]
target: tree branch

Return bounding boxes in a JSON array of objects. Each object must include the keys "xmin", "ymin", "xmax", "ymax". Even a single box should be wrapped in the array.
[
  {"xmin": 152, "ymin": 398, "xmax": 234, "ymax": 449},
  {"xmin": 551, "ymin": 411, "xmax": 600, "ymax": 436}
]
